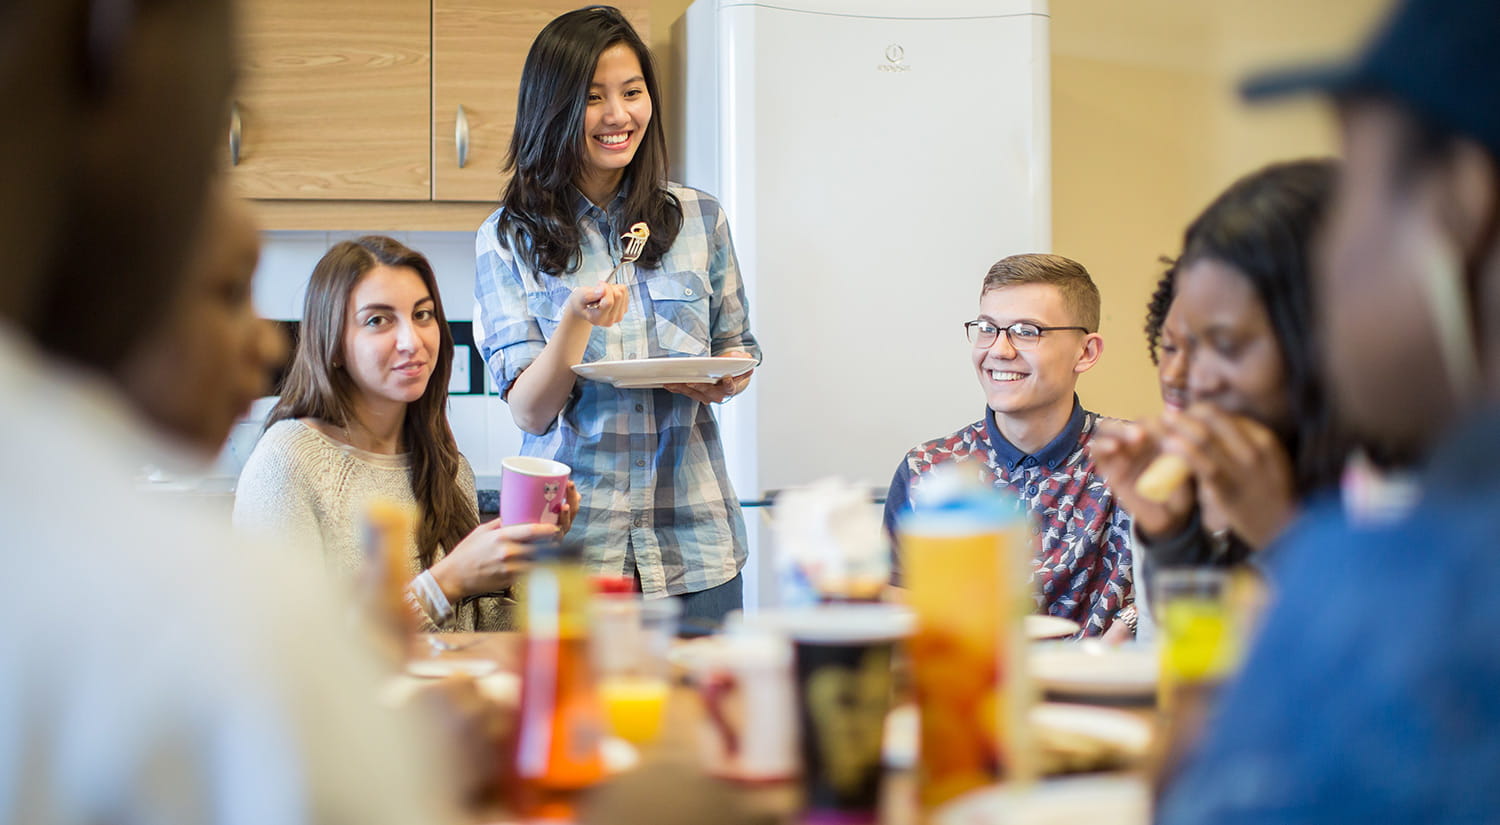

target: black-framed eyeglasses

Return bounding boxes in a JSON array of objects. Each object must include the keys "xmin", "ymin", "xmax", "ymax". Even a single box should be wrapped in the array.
[{"xmin": 963, "ymin": 320, "xmax": 1089, "ymax": 350}]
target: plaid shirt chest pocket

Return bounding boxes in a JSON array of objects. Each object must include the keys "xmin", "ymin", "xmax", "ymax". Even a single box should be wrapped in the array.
[
  {"xmin": 643, "ymin": 269, "xmax": 712, "ymax": 357},
  {"xmin": 524, "ymin": 281, "xmax": 605, "ymax": 362}
]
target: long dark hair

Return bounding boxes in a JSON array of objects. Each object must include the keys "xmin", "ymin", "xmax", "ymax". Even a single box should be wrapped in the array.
[
  {"xmin": 1172, "ymin": 158, "xmax": 1349, "ymax": 495},
  {"xmin": 496, "ymin": 5, "xmax": 682, "ymax": 275},
  {"xmin": 268, "ymin": 236, "xmax": 476, "ymax": 567}
]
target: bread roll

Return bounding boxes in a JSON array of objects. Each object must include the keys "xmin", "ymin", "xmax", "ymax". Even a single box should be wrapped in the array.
[{"xmin": 1136, "ymin": 454, "xmax": 1191, "ymax": 503}]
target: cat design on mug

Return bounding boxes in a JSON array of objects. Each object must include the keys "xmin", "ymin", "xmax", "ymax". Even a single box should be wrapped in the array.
[{"xmin": 540, "ymin": 481, "xmax": 561, "ymax": 526}]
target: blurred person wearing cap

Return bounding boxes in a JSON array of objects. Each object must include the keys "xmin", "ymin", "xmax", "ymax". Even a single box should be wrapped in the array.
[
  {"xmin": 1158, "ymin": 0, "xmax": 1500, "ymax": 820},
  {"xmin": 0, "ymin": 1, "xmax": 463, "ymax": 823}
]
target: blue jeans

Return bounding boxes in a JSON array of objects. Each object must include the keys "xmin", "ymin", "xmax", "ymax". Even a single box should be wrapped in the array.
[
  {"xmin": 678, "ymin": 572, "xmax": 743, "ymax": 627},
  {"xmin": 633, "ymin": 571, "xmax": 743, "ymax": 635}
]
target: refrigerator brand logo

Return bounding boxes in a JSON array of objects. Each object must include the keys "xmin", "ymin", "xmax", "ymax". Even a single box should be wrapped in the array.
[{"xmin": 878, "ymin": 44, "xmax": 910, "ymax": 72}]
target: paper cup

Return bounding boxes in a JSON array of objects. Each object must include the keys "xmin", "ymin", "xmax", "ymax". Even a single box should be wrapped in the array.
[
  {"xmin": 500, "ymin": 456, "xmax": 571, "ymax": 526},
  {"xmin": 752, "ymin": 605, "xmax": 913, "ymax": 824}
]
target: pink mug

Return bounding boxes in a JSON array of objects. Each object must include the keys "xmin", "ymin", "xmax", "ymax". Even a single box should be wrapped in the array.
[{"xmin": 500, "ymin": 456, "xmax": 571, "ymax": 526}]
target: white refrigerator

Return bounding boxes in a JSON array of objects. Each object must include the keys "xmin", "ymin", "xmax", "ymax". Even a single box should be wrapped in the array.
[{"xmin": 676, "ymin": 0, "xmax": 1051, "ymax": 607}]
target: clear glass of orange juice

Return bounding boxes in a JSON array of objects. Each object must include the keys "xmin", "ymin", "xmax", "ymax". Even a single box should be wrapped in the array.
[{"xmin": 589, "ymin": 594, "xmax": 681, "ymax": 747}]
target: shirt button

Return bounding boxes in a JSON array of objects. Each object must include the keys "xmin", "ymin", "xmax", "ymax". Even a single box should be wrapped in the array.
[
  {"xmin": 635, "ymin": 404, "xmax": 644, "ymax": 412},
  {"xmin": 636, "ymin": 459, "xmax": 646, "ymax": 467},
  {"xmin": 684, "ymin": 288, "xmax": 694, "ymax": 297},
  {"xmin": 633, "ymin": 516, "xmax": 643, "ymax": 528}
]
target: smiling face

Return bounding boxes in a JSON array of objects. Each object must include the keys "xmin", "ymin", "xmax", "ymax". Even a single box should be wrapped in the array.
[
  {"xmin": 972, "ymin": 284, "xmax": 1099, "ymax": 419},
  {"xmin": 1175, "ymin": 257, "xmax": 1292, "ymax": 430},
  {"xmin": 576, "ymin": 41, "xmax": 652, "ymax": 202},
  {"xmin": 341, "ymin": 264, "xmax": 441, "ymax": 416}
]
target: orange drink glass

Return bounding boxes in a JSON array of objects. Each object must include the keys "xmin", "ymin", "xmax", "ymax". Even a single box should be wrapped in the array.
[
  {"xmin": 898, "ymin": 483, "xmax": 1031, "ymax": 809},
  {"xmin": 589, "ymin": 594, "xmax": 681, "ymax": 747}
]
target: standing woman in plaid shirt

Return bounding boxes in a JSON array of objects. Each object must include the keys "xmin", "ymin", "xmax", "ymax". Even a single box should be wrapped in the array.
[{"xmin": 474, "ymin": 6, "xmax": 760, "ymax": 624}]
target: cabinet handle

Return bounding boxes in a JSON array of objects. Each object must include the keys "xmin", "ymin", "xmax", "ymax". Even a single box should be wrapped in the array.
[
  {"xmin": 229, "ymin": 101, "xmax": 242, "ymax": 167},
  {"xmin": 455, "ymin": 104, "xmax": 470, "ymax": 169}
]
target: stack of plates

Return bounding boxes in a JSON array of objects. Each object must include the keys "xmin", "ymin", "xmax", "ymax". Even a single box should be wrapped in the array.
[{"xmin": 1029, "ymin": 640, "xmax": 1159, "ymax": 703}]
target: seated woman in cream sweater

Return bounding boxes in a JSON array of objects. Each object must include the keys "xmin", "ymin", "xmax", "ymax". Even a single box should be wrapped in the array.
[{"xmin": 234, "ymin": 235, "xmax": 574, "ymax": 630}]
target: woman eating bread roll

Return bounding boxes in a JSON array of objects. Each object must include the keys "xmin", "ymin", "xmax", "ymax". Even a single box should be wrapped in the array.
[{"xmin": 1094, "ymin": 159, "xmax": 1359, "ymax": 579}]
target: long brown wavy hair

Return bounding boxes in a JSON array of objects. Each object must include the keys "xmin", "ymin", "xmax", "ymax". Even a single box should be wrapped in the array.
[
  {"xmin": 267, "ymin": 236, "xmax": 476, "ymax": 567},
  {"xmin": 496, "ymin": 5, "xmax": 683, "ymax": 276}
]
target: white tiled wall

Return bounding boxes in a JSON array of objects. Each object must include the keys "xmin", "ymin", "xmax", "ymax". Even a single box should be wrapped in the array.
[{"xmin": 233, "ymin": 230, "xmax": 520, "ymax": 487}]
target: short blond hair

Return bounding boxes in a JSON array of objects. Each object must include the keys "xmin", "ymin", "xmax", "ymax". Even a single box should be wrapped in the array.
[{"xmin": 981, "ymin": 253, "xmax": 1101, "ymax": 332}]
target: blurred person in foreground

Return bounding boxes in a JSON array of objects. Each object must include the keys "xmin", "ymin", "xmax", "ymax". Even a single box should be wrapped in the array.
[
  {"xmin": 118, "ymin": 181, "xmax": 287, "ymax": 458},
  {"xmin": 1158, "ymin": 0, "xmax": 1500, "ymax": 820},
  {"xmin": 0, "ymin": 0, "xmax": 461, "ymax": 822}
]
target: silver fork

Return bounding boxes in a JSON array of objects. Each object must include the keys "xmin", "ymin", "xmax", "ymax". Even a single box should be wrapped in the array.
[{"xmin": 586, "ymin": 222, "xmax": 649, "ymax": 308}]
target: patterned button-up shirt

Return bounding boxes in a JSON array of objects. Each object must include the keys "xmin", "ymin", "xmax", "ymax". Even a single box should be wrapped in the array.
[
  {"xmin": 883, "ymin": 399, "xmax": 1134, "ymax": 636},
  {"xmin": 475, "ymin": 184, "xmax": 761, "ymax": 597}
]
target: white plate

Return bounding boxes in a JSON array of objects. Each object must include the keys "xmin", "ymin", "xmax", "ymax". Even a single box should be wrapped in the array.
[
  {"xmin": 379, "ymin": 672, "xmax": 519, "ymax": 709},
  {"xmin": 1029, "ymin": 702, "xmax": 1153, "ymax": 758},
  {"xmin": 571, "ymin": 356, "xmax": 757, "ymax": 389},
  {"xmin": 1025, "ymin": 615, "xmax": 1081, "ymax": 640},
  {"xmin": 1029, "ymin": 641, "xmax": 1158, "ymax": 700},
  {"xmin": 935, "ymin": 775, "xmax": 1150, "ymax": 825},
  {"xmin": 877, "ymin": 702, "xmax": 1150, "ymax": 775},
  {"xmin": 405, "ymin": 657, "xmax": 500, "ymax": 679}
]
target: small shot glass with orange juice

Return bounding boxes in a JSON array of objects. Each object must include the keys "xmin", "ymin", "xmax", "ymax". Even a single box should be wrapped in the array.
[{"xmin": 589, "ymin": 594, "xmax": 681, "ymax": 747}]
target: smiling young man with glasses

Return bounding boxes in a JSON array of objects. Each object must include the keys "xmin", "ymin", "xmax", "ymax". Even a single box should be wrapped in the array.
[{"xmin": 883, "ymin": 253, "xmax": 1135, "ymax": 637}]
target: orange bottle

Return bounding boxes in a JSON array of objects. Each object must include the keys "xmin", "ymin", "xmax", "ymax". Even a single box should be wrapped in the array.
[{"xmin": 511, "ymin": 541, "xmax": 607, "ymax": 820}]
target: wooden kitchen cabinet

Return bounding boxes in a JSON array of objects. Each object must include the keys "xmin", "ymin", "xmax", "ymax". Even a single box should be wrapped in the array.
[
  {"xmin": 231, "ymin": 0, "xmax": 649, "ymax": 229},
  {"xmin": 232, "ymin": 0, "xmax": 431, "ymax": 201},
  {"xmin": 432, "ymin": 0, "xmax": 650, "ymax": 203}
]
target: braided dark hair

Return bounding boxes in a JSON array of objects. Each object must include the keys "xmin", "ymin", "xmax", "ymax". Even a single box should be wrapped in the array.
[{"xmin": 1143, "ymin": 256, "xmax": 1178, "ymax": 366}]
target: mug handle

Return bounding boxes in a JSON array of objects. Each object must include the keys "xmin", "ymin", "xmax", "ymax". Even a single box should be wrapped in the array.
[{"xmin": 699, "ymin": 671, "xmax": 740, "ymax": 757}]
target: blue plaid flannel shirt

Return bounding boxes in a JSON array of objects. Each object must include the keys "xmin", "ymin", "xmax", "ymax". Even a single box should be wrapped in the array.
[{"xmin": 475, "ymin": 184, "xmax": 760, "ymax": 597}]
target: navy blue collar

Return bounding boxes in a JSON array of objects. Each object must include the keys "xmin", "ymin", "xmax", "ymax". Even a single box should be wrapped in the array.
[{"xmin": 984, "ymin": 397, "xmax": 1087, "ymax": 472}]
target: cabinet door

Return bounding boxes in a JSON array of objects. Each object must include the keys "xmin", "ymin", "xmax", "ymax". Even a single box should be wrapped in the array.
[
  {"xmin": 232, "ymin": 0, "xmax": 431, "ymax": 200},
  {"xmin": 432, "ymin": 0, "xmax": 650, "ymax": 203}
]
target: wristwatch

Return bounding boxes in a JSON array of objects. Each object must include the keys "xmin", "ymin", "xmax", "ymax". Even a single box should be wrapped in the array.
[{"xmin": 1117, "ymin": 604, "xmax": 1139, "ymax": 635}]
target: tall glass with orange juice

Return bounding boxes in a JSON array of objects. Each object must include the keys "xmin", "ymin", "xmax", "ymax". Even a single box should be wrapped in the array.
[
  {"xmin": 589, "ymin": 594, "xmax": 680, "ymax": 747},
  {"xmin": 512, "ymin": 541, "xmax": 606, "ymax": 820},
  {"xmin": 898, "ymin": 477, "xmax": 1031, "ymax": 809}
]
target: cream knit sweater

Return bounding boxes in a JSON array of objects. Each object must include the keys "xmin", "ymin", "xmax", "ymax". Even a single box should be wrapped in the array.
[{"xmin": 233, "ymin": 418, "xmax": 511, "ymax": 631}]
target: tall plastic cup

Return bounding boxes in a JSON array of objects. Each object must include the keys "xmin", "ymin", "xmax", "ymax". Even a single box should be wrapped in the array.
[{"xmin": 897, "ymin": 477, "xmax": 1032, "ymax": 809}]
